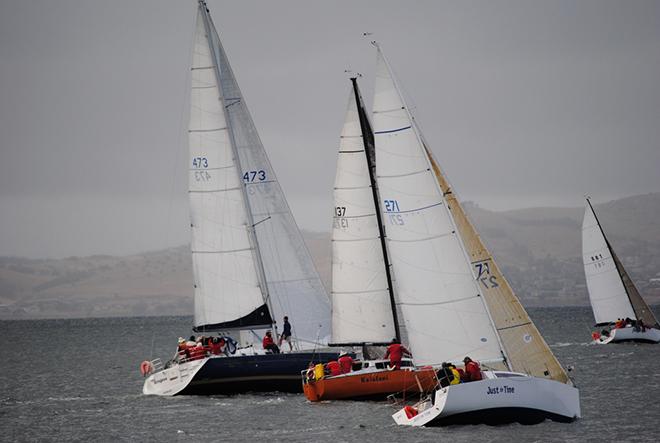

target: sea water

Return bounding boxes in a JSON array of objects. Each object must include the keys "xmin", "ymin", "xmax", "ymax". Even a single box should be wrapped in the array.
[{"xmin": 1, "ymin": 306, "xmax": 658, "ymax": 442}]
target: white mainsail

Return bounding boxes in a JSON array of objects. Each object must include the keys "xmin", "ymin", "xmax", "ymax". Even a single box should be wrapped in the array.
[
  {"xmin": 189, "ymin": 9, "xmax": 266, "ymax": 329},
  {"xmin": 189, "ymin": 3, "xmax": 330, "ymax": 345},
  {"xmin": 332, "ymin": 82, "xmax": 397, "ymax": 344},
  {"xmin": 582, "ymin": 200, "xmax": 636, "ymax": 324},
  {"xmin": 372, "ymin": 46, "xmax": 504, "ymax": 367}
]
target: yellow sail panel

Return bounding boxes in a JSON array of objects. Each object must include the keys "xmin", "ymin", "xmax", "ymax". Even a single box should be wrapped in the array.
[{"xmin": 424, "ymin": 146, "xmax": 570, "ymax": 384}]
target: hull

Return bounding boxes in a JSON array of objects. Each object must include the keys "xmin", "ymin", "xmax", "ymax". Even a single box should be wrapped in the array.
[
  {"xmin": 143, "ymin": 351, "xmax": 339, "ymax": 396},
  {"xmin": 303, "ymin": 366, "xmax": 437, "ymax": 401},
  {"xmin": 595, "ymin": 326, "xmax": 660, "ymax": 344},
  {"xmin": 392, "ymin": 371, "xmax": 580, "ymax": 427}
]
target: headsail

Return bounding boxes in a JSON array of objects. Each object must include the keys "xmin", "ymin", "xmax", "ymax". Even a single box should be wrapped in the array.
[
  {"xmin": 331, "ymin": 79, "xmax": 398, "ymax": 345},
  {"xmin": 372, "ymin": 46, "xmax": 505, "ymax": 367},
  {"xmin": 582, "ymin": 199, "xmax": 659, "ymax": 327},
  {"xmin": 425, "ymin": 147, "xmax": 570, "ymax": 383},
  {"xmin": 190, "ymin": 2, "xmax": 331, "ymax": 344}
]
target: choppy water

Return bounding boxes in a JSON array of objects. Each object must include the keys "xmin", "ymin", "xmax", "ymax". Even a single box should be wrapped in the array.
[{"xmin": 1, "ymin": 306, "xmax": 659, "ymax": 442}]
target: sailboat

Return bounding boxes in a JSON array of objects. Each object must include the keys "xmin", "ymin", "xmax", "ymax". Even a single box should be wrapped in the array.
[
  {"xmin": 142, "ymin": 1, "xmax": 339, "ymax": 396},
  {"xmin": 302, "ymin": 78, "xmax": 437, "ymax": 402},
  {"xmin": 366, "ymin": 44, "xmax": 580, "ymax": 426},
  {"xmin": 582, "ymin": 198, "xmax": 660, "ymax": 344}
]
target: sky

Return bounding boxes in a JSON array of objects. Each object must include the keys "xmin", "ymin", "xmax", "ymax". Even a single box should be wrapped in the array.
[{"xmin": 1, "ymin": 0, "xmax": 659, "ymax": 258}]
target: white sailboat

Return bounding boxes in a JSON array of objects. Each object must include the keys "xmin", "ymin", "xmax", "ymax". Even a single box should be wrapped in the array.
[
  {"xmin": 142, "ymin": 1, "xmax": 338, "ymax": 396},
  {"xmin": 367, "ymin": 44, "xmax": 580, "ymax": 426},
  {"xmin": 302, "ymin": 77, "xmax": 437, "ymax": 401},
  {"xmin": 582, "ymin": 198, "xmax": 660, "ymax": 344}
]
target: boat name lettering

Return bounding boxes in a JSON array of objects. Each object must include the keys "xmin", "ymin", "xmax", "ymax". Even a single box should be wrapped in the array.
[
  {"xmin": 360, "ymin": 375, "xmax": 389, "ymax": 383},
  {"xmin": 486, "ymin": 385, "xmax": 514, "ymax": 395}
]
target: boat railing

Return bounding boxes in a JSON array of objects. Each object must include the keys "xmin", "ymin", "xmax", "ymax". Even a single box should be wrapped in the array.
[{"xmin": 151, "ymin": 358, "xmax": 164, "ymax": 372}]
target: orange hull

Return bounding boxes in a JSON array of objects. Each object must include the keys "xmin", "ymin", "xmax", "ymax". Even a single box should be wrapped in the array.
[{"xmin": 303, "ymin": 368, "xmax": 437, "ymax": 402}]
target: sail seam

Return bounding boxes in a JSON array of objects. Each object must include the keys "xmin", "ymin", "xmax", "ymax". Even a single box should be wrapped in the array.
[
  {"xmin": 387, "ymin": 230, "xmax": 453, "ymax": 243},
  {"xmin": 191, "ymin": 66, "xmax": 214, "ymax": 70},
  {"xmin": 333, "ymin": 288, "xmax": 389, "ymax": 295},
  {"xmin": 189, "ymin": 166, "xmax": 234, "ymax": 171},
  {"xmin": 332, "ymin": 236, "xmax": 381, "ymax": 242},
  {"xmin": 373, "ymin": 106, "xmax": 405, "ymax": 114},
  {"xmin": 398, "ymin": 294, "xmax": 480, "ymax": 306},
  {"xmin": 338, "ymin": 149, "xmax": 365, "ymax": 153},
  {"xmin": 191, "ymin": 85, "xmax": 216, "ymax": 89},
  {"xmin": 334, "ymin": 185, "xmax": 372, "ymax": 190},
  {"xmin": 333, "ymin": 213, "xmax": 375, "ymax": 219},
  {"xmin": 496, "ymin": 321, "xmax": 532, "ymax": 332}
]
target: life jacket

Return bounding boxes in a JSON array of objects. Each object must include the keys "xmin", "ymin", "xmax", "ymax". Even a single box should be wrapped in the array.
[
  {"xmin": 338, "ymin": 356, "xmax": 353, "ymax": 374},
  {"xmin": 450, "ymin": 368, "xmax": 460, "ymax": 385},
  {"xmin": 262, "ymin": 335, "xmax": 275, "ymax": 349},
  {"xmin": 208, "ymin": 341, "xmax": 222, "ymax": 355},
  {"xmin": 189, "ymin": 345, "xmax": 206, "ymax": 361},
  {"xmin": 326, "ymin": 361, "xmax": 341, "ymax": 377}
]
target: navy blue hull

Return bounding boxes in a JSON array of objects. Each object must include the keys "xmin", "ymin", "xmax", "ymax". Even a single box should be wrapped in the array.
[
  {"xmin": 179, "ymin": 352, "xmax": 339, "ymax": 395},
  {"xmin": 427, "ymin": 407, "xmax": 576, "ymax": 427}
]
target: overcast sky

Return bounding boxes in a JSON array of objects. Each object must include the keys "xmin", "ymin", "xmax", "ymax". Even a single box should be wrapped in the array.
[{"xmin": 1, "ymin": 0, "xmax": 659, "ymax": 258}]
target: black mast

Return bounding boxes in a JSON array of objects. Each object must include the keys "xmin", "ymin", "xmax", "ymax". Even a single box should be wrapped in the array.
[{"xmin": 350, "ymin": 77, "xmax": 401, "ymax": 342}]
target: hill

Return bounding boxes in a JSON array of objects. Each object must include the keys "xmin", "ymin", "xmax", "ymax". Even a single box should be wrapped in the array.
[{"xmin": 1, "ymin": 193, "xmax": 659, "ymax": 319}]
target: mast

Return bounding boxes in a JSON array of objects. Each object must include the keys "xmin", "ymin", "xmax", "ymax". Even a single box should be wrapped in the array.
[
  {"xmin": 350, "ymin": 77, "xmax": 401, "ymax": 342},
  {"xmin": 198, "ymin": 1, "xmax": 275, "ymax": 331}
]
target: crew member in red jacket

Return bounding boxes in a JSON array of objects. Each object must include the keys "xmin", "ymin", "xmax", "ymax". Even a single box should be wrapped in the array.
[
  {"xmin": 338, "ymin": 352, "xmax": 354, "ymax": 374},
  {"xmin": 326, "ymin": 360, "xmax": 341, "ymax": 377},
  {"xmin": 462, "ymin": 356, "xmax": 482, "ymax": 382},
  {"xmin": 384, "ymin": 338, "xmax": 411, "ymax": 370},
  {"xmin": 262, "ymin": 331, "xmax": 280, "ymax": 354}
]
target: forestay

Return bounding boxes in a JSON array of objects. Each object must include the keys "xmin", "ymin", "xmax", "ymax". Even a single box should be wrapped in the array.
[
  {"xmin": 372, "ymin": 46, "xmax": 504, "ymax": 367},
  {"xmin": 189, "ymin": 8, "xmax": 268, "ymax": 331},
  {"xmin": 426, "ymin": 147, "xmax": 569, "ymax": 383},
  {"xmin": 332, "ymin": 83, "xmax": 397, "ymax": 344},
  {"xmin": 204, "ymin": 8, "xmax": 330, "ymax": 345}
]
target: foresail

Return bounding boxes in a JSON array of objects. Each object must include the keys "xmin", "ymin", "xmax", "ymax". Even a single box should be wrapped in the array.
[
  {"xmin": 189, "ymin": 8, "xmax": 269, "ymax": 330},
  {"xmin": 582, "ymin": 202, "xmax": 635, "ymax": 324},
  {"xmin": 205, "ymin": 13, "xmax": 330, "ymax": 346},
  {"xmin": 611, "ymin": 251, "xmax": 660, "ymax": 328},
  {"xmin": 373, "ymin": 47, "xmax": 503, "ymax": 367},
  {"xmin": 332, "ymin": 84, "xmax": 397, "ymax": 344},
  {"xmin": 426, "ymin": 148, "xmax": 569, "ymax": 383}
]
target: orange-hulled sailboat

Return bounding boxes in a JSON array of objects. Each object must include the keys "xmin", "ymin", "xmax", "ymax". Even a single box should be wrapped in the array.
[{"xmin": 302, "ymin": 77, "xmax": 438, "ymax": 402}]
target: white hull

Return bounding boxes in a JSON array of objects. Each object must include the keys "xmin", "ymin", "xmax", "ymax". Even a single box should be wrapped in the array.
[
  {"xmin": 142, "ymin": 358, "xmax": 206, "ymax": 396},
  {"xmin": 595, "ymin": 326, "xmax": 660, "ymax": 344},
  {"xmin": 392, "ymin": 371, "xmax": 580, "ymax": 426}
]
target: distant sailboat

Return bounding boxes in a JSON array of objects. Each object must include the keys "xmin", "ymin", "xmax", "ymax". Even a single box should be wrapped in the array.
[
  {"xmin": 582, "ymin": 198, "xmax": 660, "ymax": 344},
  {"xmin": 302, "ymin": 78, "xmax": 436, "ymax": 402},
  {"xmin": 142, "ymin": 0, "xmax": 338, "ymax": 396},
  {"xmin": 366, "ymin": 44, "xmax": 580, "ymax": 426}
]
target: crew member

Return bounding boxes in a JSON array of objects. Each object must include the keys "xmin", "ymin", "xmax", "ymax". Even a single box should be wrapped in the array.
[
  {"xmin": 338, "ymin": 351, "xmax": 354, "ymax": 374},
  {"xmin": 384, "ymin": 338, "xmax": 411, "ymax": 370},
  {"xmin": 278, "ymin": 316, "xmax": 293, "ymax": 351},
  {"xmin": 462, "ymin": 356, "xmax": 482, "ymax": 382},
  {"xmin": 262, "ymin": 331, "xmax": 280, "ymax": 354},
  {"xmin": 326, "ymin": 360, "xmax": 341, "ymax": 377}
]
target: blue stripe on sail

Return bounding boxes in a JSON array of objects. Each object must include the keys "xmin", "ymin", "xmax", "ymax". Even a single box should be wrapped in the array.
[{"xmin": 374, "ymin": 125, "xmax": 411, "ymax": 135}]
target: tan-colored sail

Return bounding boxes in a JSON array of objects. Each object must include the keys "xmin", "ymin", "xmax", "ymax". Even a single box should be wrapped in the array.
[
  {"xmin": 424, "ymin": 146, "xmax": 570, "ymax": 384},
  {"xmin": 611, "ymin": 250, "xmax": 660, "ymax": 328}
]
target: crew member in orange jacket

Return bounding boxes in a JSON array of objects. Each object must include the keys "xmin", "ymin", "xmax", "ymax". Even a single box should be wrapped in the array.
[
  {"xmin": 384, "ymin": 338, "xmax": 411, "ymax": 370},
  {"xmin": 462, "ymin": 356, "xmax": 483, "ymax": 382},
  {"xmin": 338, "ymin": 352, "xmax": 353, "ymax": 374}
]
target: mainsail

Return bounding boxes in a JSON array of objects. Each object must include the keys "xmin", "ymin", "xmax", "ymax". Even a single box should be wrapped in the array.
[
  {"xmin": 331, "ymin": 79, "xmax": 398, "ymax": 345},
  {"xmin": 372, "ymin": 46, "xmax": 505, "ymax": 367},
  {"xmin": 582, "ymin": 199, "xmax": 659, "ymax": 327},
  {"xmin": 425, "ymin": 147, "xmax": 570, "ymax": 383},
  {"xmin": 189, "ymin": 2, "xmax": 331, "ymax": 344}
]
